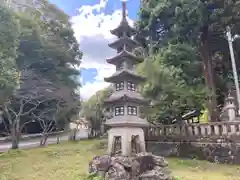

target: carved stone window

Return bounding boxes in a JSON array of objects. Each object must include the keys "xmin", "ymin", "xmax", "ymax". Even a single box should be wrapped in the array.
[
  {"xmin": 127, "ymin": 106, "xmax": 137, "ymax": 115},
  {"xmin": 116, "ymin": 82, "xmax": 124, "ymax": 91},
  {"xmin": 115, "ymin": 106, "xmax": 124, "ymax": 116},
  {"xmin": 127, "ymin": 81, "xmax": 135, "ymax": 91}
]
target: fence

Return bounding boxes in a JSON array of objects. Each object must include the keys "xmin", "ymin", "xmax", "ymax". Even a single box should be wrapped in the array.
[
  {"xmin": 3, "ymin": 121, "xmax": 240, "ymax": 144},
  {"xmin": 146, "ymin": 121, "xmax": 240, "ymax": 143}
]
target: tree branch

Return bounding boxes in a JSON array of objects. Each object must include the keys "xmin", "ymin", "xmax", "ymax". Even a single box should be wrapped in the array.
[
  {"xmin": 19, "ymin": 120, "xmax": 34, "ymax": 133},
  {"xmin": 3, "ymin": 102, "xmax": 13, "ymax": 125},
  {"xmin": 1, "ymin": 119, "xmax": 10, "ymax": 135},
  {"xmin": 20, "ymin": 97, "xmax": 54, "ymax": 117}
]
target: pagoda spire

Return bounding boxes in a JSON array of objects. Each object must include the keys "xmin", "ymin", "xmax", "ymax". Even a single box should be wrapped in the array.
[
  {"xmin": 110, "ymin": 0, "xmax": 135, "ymax": 37},
  {"xmin": 122, "ymin": 1, "xmax": 127, "ymax": 20}
]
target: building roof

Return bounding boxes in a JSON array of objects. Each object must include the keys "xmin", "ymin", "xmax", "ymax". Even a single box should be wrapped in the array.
[
  {"xmin": 108, "ymin": 36, "xmax": 139, "ymax": 50},
  {"xmin": 110, "ymin": 20, "xmax": 136, "ymax": 37},
  {"xmin": 104, "ymin": 90, "xmax": 148, "ymax": 104},
  {"xmin": 104, "ymin": 69, "xmax": 146, "ymax": 83},
  {"xmin": 106, "ymin": 49, "xmax": 143, "ymax": 65},
  {"xmin": 109, "ymin": 1, "xmax": 136, "ymax": 37}
]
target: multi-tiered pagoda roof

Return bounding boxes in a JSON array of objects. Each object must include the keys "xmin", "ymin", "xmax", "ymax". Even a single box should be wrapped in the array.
[
  {"xmin": 104, "ymin": 1, "xmax": 148, "ymax": 127},
  {"xmin": 106, "ymin": 49, "xmax": 143, "ymax": 65},
  {"xmin": 108, "ymin": 36, "xmax": 139, "ymax": 51}
]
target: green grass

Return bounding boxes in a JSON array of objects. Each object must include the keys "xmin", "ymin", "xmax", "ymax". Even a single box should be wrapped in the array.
[{"xmin": 0, "ymin": 139, "xmax": 240, "ymax": 180}]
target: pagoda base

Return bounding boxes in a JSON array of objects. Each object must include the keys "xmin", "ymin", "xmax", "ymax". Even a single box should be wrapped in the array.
[
  {"xmin": 89, "ymin": 152, "xmax": 171, "ymax": 180},
  {"xmin": 107, "ymin": 127, "xmax": 146, "ymax": 156}
]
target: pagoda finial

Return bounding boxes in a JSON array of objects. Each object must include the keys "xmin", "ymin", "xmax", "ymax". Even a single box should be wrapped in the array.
[{"xmin": 121, "ymin": 0, "xmax": 127, "ymax": 20}]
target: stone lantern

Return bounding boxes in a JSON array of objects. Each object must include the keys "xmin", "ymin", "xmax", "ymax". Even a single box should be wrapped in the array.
[
  {"xmin": 103, "ymin": 1, "xmax": 149, "ymax": 156},
  {"xmin": 88, "ymin": 2, "xmax": 171, "ymax": 179},
  {"xmin": 225, "ymin": 93, "xmax": 236, "ymax": 121}
]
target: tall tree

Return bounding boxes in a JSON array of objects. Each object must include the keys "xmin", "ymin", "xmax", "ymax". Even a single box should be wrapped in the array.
[
  {"xmin": 137, "ymin": 45, "xmax": 206, "ymax": 124},
  {"xmin": 0, "ymin": 5, "xmax": 19, "ymax": 104},
  {"xmin": 136, "ymin": 0, "xmax": 240, "ymax": 121},
  {"xmin": 0, "ymin": 0, "xmax": 82, "ymax": 145},
  {"xmin": 14, "ymin": 0, "xmax": 82, "ymax": 126}
]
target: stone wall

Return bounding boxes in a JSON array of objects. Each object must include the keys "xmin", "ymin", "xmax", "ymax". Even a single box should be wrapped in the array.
[
  {"xmin": 147, "ymin": 141, "xmax": 240, "ymax": 164},
  {"xmin": 144, "ymin": 121, "xmax": 240, "ymax": 164}
]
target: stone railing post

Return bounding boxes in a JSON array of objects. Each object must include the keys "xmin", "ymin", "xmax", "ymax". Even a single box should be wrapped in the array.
[
  {"xmin": 225, "ymin": 95, "xmax": 236, "ymax": 121},
  {"xmin": 213, "ymin": 124, "xmax": 220, "ymax": 136}
]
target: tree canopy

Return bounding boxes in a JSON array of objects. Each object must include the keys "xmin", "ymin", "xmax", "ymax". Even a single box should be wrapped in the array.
[
  {"xmin": 0, "ymin": 1, "xmax": 82, "ymax": 141},
  {"xmin": 81, "ymin": 87, "xmax": 113, "ymax": 121},
  {"xmin": 136, "ymin": 0, "xmax": 240, "ymax": 122},
  {"xmin": 137, "ymin": 44, "xmax": 206, "ymax": 123},
  {"xmin": 0, "ymin": 6, "xmax": 19, "ymax": 104}
]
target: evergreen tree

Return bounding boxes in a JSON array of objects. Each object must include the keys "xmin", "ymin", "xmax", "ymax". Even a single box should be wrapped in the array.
[{"xmin": 136, "ymin": 0, "xmax": 240, "ymax": 122}]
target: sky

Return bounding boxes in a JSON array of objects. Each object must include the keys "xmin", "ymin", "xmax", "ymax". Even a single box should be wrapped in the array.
[{"xmin": 48, "ymin": 0, "xmax": 140, "ymax": 100}]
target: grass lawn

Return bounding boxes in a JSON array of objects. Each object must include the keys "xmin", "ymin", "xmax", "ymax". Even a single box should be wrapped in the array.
[{"xmin": 1, "ymin": 139, "xmax": 240, "ymax": 180}]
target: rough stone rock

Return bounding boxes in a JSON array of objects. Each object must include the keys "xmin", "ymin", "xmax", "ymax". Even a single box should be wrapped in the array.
[
  {"xmin": 112, "ymin": 156, "xmax": 133, "ymax": 169},
  {"xmin": 105, "ymin": 162, "xmax": 131, "ymax": 180},
  {"xmin": 89, "ymin": 155, "xmax": 111, "ymax": 176},
  {"xmin": 140, "ymin": 166, "xmax": 170, "ymax": 180},
  {"xmin": 89, "ymin": 156, "xmax": 100, "ymax": 174},
  {"xmin": 153, "ymin": 154, "xmax": 168, "ymax": 167},
  {"xmin": 131, "ymin": 159, "xmax": 141, "ymax": 177},
  {"xmin": 89, "ymin": 153, "xmax": 171, "ymax": 180}
]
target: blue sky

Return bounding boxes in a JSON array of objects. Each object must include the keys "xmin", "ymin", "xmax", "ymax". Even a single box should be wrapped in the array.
[
  {"xmin": 49, "ymin": 0, "xmax": 139, "ymax": 18},
  {"xmin": 48, "ymin": 0, "xmax": 139, "ymax": 99}
]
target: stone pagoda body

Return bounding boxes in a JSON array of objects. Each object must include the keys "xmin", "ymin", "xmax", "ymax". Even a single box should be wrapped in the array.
[{"xmin": 104, "ymin": 1, "xmax": 148, "ymax": 156}]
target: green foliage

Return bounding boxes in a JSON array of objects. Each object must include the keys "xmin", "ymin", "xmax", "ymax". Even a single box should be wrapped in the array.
[
  {"xmin": 0, "ymin": 5, "xmax": 20, "ymax": 104},
  {"xmin": 82, "ymin": 173, "xmax": 104, "ymax": 180},
  {"xmin": 137, "ymin": 49, "xmax": 206, "ymax": 123},
  {"xmin": 16, "ymin": 2, "xmax": 82, "ymax": 89},
  {"xmin": 136, "ymin": 0, "xmax": 240, "ymax": 122},
  {"xmin": 172, "ymin": 176, "xmax": 181, "ymax": 180},
  {"xmin": 16, "ymin": 1, "xmax": 82, "ymax": 123},
  {"xmin": 81, "ymin": 87, "xmax": 113, "ymax": 131},
  {"xmin": 0, "ymin": 1, "xmax": 82, "ymax": 136},
  {"xmin": 81, "ymin": 87, "xmax": 113, "ymax": 121}
]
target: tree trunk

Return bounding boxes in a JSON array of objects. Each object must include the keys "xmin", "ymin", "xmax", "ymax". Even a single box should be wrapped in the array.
[
  {"xmin": 200, "ymin": 26, "xmax": 219, "ymax": 122},
  {"xmin": 73, "ymin": 129, "xmax": 77, "ymax": 140},
  {"xmin": 11, "ymin": 127, "xmax": 19, "ymax": 149},
  {"xmin": 40, "ymin": 133, "xmax": 48, "ymax": 146},
  {"xmin": 56, "ymin": 128, "xmax": 60, "ymax": 144},
  {"xmin": 56, "ymin": 135, "xmax": 60, "ymax": 144}
]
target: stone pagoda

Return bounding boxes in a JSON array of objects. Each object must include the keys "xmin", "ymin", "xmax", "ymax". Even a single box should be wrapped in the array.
[{"xmin": 104, "ymin": 1, "xmax": 149, "ymax": 156}]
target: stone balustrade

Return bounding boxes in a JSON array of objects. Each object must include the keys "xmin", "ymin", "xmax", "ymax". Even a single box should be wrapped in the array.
[{"xmin": 146, "ymin": 121, "xmax": 240, "ymax": 142}]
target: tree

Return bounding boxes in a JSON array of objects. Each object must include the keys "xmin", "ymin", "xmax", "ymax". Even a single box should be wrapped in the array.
[
  {"xmin": 14, "ymin": 0, "xmax": 82, "ymax": 124},
  {"xmin": 136, "ymin": 0, "xmax": 240, "ymax": 121},
  {"xmin": 137, "ymin": 49, "xmax": 206, "ymax": 124},
  {"xmin": 0, "ymin": 5, "xmax": 19, "ymax": 104},
  {"xmin": 0, "ymin": 1, "xmax": 82, "ymax": 144},
  {"xmin": 17, "ymin": 0, "xmax": 81, "ymax": 128},
  {"xmin": 31, "ymin": 99, "xmax": 68, "ymax": 146},
  {"xmin": 2, "ymin": 92, "xmax": 52, "ymax": 149},
  {"xmin": 81, "ymin": 87, "xmax": 113, "ymax": 134}
]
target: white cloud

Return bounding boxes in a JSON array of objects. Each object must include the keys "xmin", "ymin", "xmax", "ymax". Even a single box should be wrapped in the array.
[{"xmin": 71, "ymin": 0, "xmax": 133, "ymax": 100}]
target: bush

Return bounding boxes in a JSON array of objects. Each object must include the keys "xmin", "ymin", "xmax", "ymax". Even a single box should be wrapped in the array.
[{"xmin": 82, "ymin": 173, "xmax": 104, "ymax": 180}]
